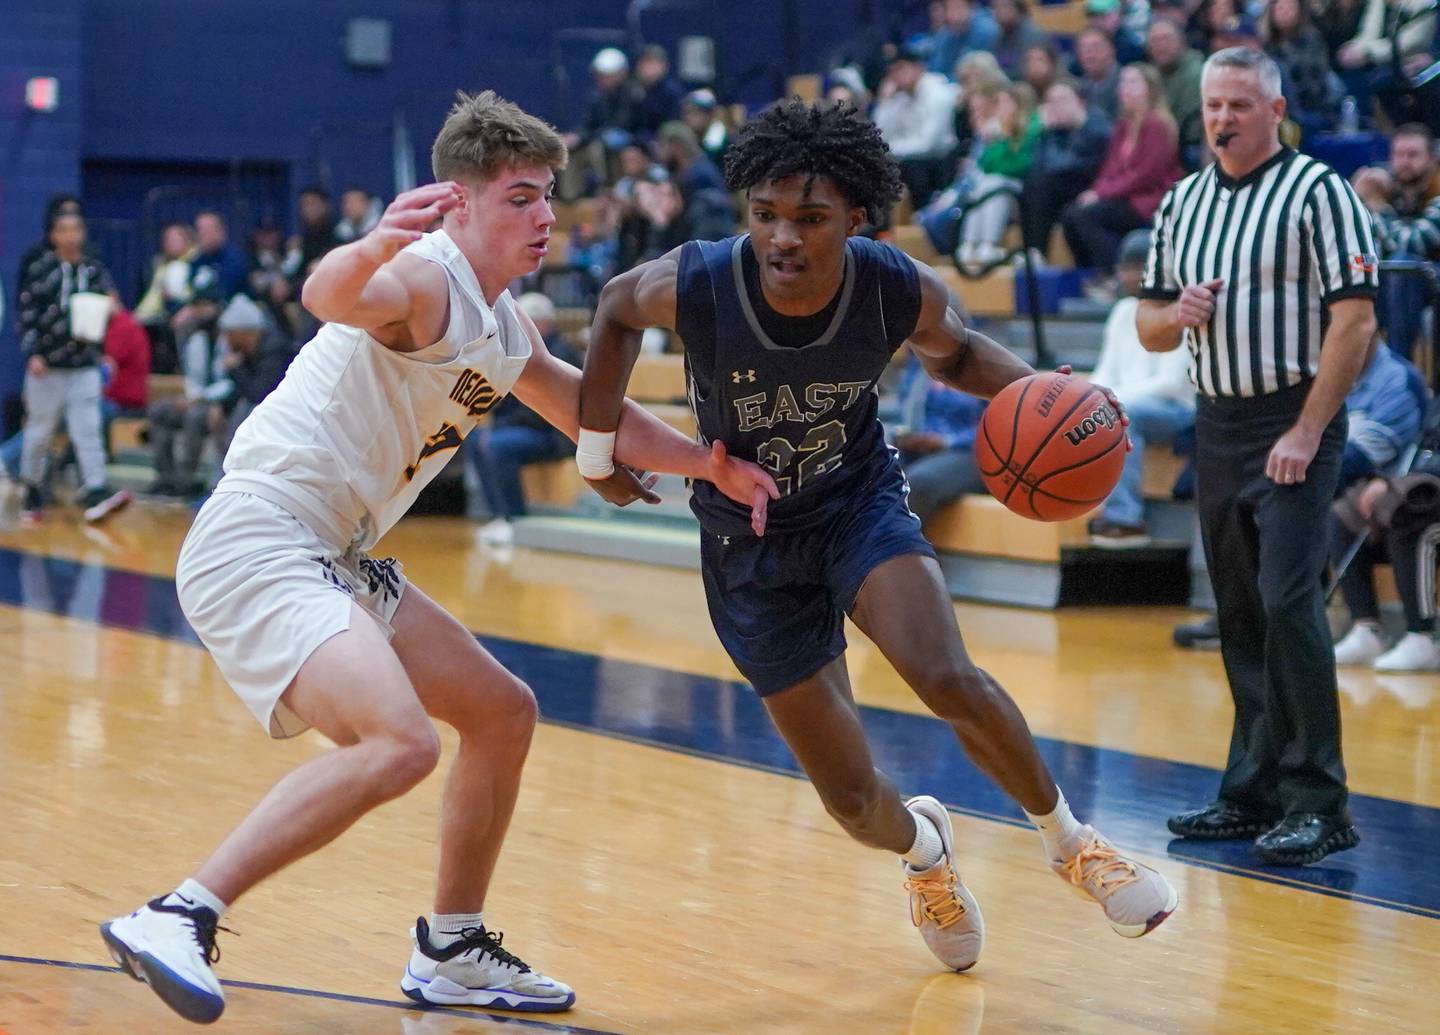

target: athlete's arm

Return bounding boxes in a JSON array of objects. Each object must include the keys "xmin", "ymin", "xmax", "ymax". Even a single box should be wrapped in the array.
[
  {"xmin": 906, "ymin": 260, "xmax": 1036, "ymax": 398},
  {"xmin": 301, "ymin": 183, "xmax": 461, "ymax": 332},
  {"xmin": 577, "ymin": 250, "xmax": 681, "ymax": 434},
  {"xmin": 511, "ymin": 306, "xmax": 780, "ymax": 529}
]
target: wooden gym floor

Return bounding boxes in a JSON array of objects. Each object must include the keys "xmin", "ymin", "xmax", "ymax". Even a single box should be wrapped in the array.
[{"xmin": 1, "ymin": 502, "xmax": 1437, "ymax": 1034}]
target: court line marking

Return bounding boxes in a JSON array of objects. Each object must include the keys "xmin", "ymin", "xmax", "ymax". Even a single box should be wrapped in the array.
[
  {"xmin": 1, "ymin": 544, "xmax": 1434, "ymax": 921},
  {"xmin": 0, "ymin": 953, "xmax": 625, "ymax": 1034},
  {"xmin": 545, "ymin": 719, "xmax": 1440, "ymax": 922}
]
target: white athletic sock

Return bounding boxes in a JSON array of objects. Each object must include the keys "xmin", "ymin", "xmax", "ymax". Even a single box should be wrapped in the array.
[
  {"xmin": 901, "ymin": 810, "xmax": 946, "ymax": 870},
  {"xmin": 428, "ymin": 911, "xmax": 485, "ymax": 948},
  {"xmin": 1025, "ymin": 786, "xmax": 1084, "ymax": 863},
  {"xmin": 162, "ymin": 878, "xmax": 227, "ymax": 918}
]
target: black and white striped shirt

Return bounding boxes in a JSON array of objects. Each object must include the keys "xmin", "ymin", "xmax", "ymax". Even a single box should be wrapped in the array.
[{"xmin": 1141, "ymin": 147, "xmax": 1379, "ymax": 399}]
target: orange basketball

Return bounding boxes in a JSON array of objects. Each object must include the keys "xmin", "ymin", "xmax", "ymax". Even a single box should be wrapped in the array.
[{"xmin": 975, "ymin": 372, "xmax": 1126, "ymax": 522}]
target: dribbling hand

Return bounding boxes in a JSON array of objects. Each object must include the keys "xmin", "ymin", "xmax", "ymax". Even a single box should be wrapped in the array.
[
  {"xmin": 358, "ymin": 182, "xmax": 464, "ymax": 266},
  {"xmin": 1175, "ymin": 278, "xmax": 1224, "ymax": 328},
  {"xmin": 1056, "ymin": 365, "xmax": 1132, "ymax": 452}
]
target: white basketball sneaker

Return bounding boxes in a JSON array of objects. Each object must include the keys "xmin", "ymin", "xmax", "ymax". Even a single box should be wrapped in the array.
[
  {"xmin": 1334, "ymin": 622, "xmax": 1386, "ymax": 666},
  {"xmin": 400, "ymin": 917, "xmax": 575, "ymax": 1013},
  {"xmin": 901, "ymin": 795, "xmax": 985, "ymax": 972},
  {"xmin": 1051, "ymin": 826, "xmax": 1178, "ymax": 937},
  {"xmin": 100, "ymin": 896, "xmax": 227, "ymax": 1024}
]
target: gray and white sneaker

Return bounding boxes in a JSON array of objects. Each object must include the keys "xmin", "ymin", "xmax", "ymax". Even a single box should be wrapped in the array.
[
  {"xmin": 902, "ymin": 795, "xmax": 985, "ymax": 972},
  {"xmin": 400, "ymin": 916, "xmax": 574, "ymax": 1012},
  {"xmin": 100, "ymin": 896, "xmax": 227, "ymax": 1024}
]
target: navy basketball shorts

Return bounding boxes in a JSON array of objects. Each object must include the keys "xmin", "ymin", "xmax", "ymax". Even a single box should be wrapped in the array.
[{"xmin": 699, "ymin": 471, "xmax": 937, "ymax": 696}]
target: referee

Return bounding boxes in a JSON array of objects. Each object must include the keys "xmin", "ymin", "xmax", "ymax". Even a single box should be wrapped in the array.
[{"xmin": 1137, "ymin": 48, "xmax": 1376, "ymax": 866}]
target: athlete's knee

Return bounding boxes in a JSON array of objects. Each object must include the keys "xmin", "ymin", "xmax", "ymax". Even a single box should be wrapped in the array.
[
  {"xmin": 914, "ymin": 664, "xmax": 1004, "ymax": 729},
  {"xmin": 366, "ymin": 722, "xmax": 442, "ymax": 796},
  {"xmin": 449, "ymin": 675, "xmax": 537, "ymax": 743},
  {"xmin": 818, "ymin": 771, "xmax": 888, "ymax": 832}
]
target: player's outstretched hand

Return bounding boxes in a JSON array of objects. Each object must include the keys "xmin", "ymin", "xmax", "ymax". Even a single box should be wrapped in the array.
[
  {"xmin": 585, "ymin": 465, "xmax": 662, "ymax": 507},
  {"xmin": 359, "ymin": 182, "xmax": 463, "ymax": 266},
  {"xmin": 704, "ymin": 441, "xmax": 781, "ymax": 537}
]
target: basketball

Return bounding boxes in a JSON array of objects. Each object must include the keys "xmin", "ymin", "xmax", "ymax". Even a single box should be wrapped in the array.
[{"xmin": 975, "ymin": 372, "xmax": 1126, "ymax": 522}]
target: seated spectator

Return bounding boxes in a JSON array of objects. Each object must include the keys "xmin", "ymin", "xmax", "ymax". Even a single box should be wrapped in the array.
[
  {"xmin": 681, "ymin": 89, "xmax": 730, "ymax": 165},
  {"xmin": 1087, "ymin": 230, "xmax": 1194, "ymax": 545},
  {"xmin": 1264, "ymin": 0, "xmax": 1344, "ymax": 140},
  {"xmin": 1340, "ymin": 334, "xmax": 1426, "ymax": 488},
  {"xmin": 1022, "ymin": 41, "xmax": 1063, "ymax": 100},
  {"xmin": 953, "ymin": 51, "xmax": 1011, "ymax": 159},
  {"xmin": 1146, "ymin": 16, "xmax": 1205, "ymax": 161},
  {"xmin": 248, "ymin": 219, "xmax": 300, "ymax": 337},
  {"xmin": 929, "ymin": 0, "xmax": 1002, "ymax": 77},
  {"xmin": 992, "ymin": 0, "xmax": 1051, "ymax": 78},
  {"xmin": 655, "ymin": 122, "xmax": 736, "ymax": 241},
  {"xmin": 892, "ymin": 351, "xmax": 988, "ymax": 525},
  {"xmin": 632, "ymin": 45, "xmax": 686, "ymax": 140},
  {"xmin": 173, "ymin": 211, "xmax": 248, "ymax": 350},
  {"xmin": 284, "ymin": 187, "xmax": 339, "ymax": 285},
  {"xmin": 563, "ymin": 47, "xmax": 645, "ymax": 193},
  {"xmin": 907, "ymin": 1, "xmax": 950, "ymax": 67},
  {"xmin": 1335, "ymin": 0, "xmax": 1436, "ymax": 124},
  {"xmin": 1353, "ymin": 124, "xmax": 1440, "ymax": 358},
  {"xmin": 1086, "ymin": 0, "xmax": 1147, "ymax": 63},
  {"xmin": 334, "ymin": 187, "xmax": 382, "ymax": 243},
  {"xmin": 825, "ymin": 69, "xmax": 873, "ymax": 111},
  {"xmin": 872, "ymin": 45, "xmax": 961, "ymax": 207},
  {"xmin": 469, "ymin": 293, "xmax": 582, "ymax": 544},
  {"xmin": 1062, "ymin": 63, "xmax": 1182, "ymax": 281},
  {"xmin": 1023, "ymin": 78, "xmax": 1111, "ymax": 256},
  {"xmin": 135, "ymin": 222, "xmax": 196, "ymax": 325},
  {"xmin": 1311, "ymin": 0, "xmax": 1367, "ymax": 62},
  {"xmin": 208, "ymin": 306, "xmax": 294, "ymax": 463},
  {"xmin": 15, "ymin": 207, "xmax": 132, "ymax": 523},
  {"xmin": 956, "ymin": 83, "xmax": 1042, "ymax": 270},
  {"xmin": 148, "ymin": 295, "xmax": 265, "ymax": 498},
  {"xmin": 1330, "ymin": 350, "xmax": 1435, "ymax": 670},
  {"xmin": 1074, "ymin": 27, "xmax": 1122, "ymax": 120},
  {"xmin": 101, "ymin": 306, "xmax": 152, "ymax": 450}
]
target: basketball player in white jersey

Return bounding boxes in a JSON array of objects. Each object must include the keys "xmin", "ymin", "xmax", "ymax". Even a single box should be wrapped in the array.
[{"xmin": 99, "ymin": 91, "xmax": 777, "ymax": 1025}]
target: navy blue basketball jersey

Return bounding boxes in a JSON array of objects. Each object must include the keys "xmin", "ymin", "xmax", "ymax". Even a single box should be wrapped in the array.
[{"xmin": 675, "ymin": 234, "xmax": 923, "ymax": 535}]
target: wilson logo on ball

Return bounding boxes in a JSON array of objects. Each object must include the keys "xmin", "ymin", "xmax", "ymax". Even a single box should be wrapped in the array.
[{"xmin": 1063, "ymin": 404, "xmax": 1118, "ymax": 447}]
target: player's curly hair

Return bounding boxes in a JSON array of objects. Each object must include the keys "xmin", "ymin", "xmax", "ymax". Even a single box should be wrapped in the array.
[{"xmin": 723, "ymin": 98, "xmax": 904, "ymax": 225}]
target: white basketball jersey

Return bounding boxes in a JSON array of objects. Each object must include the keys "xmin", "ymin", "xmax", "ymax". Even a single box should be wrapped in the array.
[{"xmin": 217, "ymin": 229, "xmax": 532, "ymax": 550}]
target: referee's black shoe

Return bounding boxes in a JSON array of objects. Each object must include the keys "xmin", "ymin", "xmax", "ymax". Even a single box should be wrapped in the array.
[
  {"xmin": 1254, "ymin": 813, "xmax": 1360, "ymax": 866},
  {"xmin": 1167, "ymin": 801, "xmax": 1277, "ymax": 840}
]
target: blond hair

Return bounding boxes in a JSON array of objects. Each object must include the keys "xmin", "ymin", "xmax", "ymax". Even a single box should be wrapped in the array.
[{"xmin": 431, "ymin": 90, "xmax": 568, "ymax": 183}]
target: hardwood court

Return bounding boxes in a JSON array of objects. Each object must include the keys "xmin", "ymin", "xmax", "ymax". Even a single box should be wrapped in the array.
[{"xmin": 2, "ymin": 503, "xmax": 1438, "ymax": 1034}]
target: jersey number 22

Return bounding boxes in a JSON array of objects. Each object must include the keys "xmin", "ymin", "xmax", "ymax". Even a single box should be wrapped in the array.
[{"xmin": 755, "ymin": 419, "xmax": 846, "ymax": 496}]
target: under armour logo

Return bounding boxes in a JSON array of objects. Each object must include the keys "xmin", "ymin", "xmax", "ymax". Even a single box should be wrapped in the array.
[{"xmin": 732, "ymin": 369, "xmax": 756, "ymax": 384}]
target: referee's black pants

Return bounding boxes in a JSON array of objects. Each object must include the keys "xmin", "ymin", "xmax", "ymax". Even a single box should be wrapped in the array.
[{"xmin": 1196, "ymin": 383, "xmax": 1350, "ymax": 820}]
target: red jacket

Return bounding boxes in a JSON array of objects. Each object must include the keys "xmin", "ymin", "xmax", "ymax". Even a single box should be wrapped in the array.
[
  {"xmin": 1092, "ymin": 113, "xmax": 1183, "ymax": 221},
  {"xmin": 104, "ymin": 309, "xmax": 151, "ymax": 411}
]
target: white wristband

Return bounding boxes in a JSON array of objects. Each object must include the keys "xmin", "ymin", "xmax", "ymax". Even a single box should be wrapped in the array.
[{"xmin": 576, "ymin": 428, "xmax": 617, "ymax": 479}]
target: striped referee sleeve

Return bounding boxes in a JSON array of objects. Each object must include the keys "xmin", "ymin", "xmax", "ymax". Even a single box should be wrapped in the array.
[
  {"xmin": 1304, "ymin": 170, "xmax": 1380, "ymax": 303},
  {"xmin": 1140, "ymin": 185, "xmax": 1181, "ymax": 300}
]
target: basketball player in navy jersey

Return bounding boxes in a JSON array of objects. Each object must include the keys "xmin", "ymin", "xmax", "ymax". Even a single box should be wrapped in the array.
[{"xmin": 578, "ymin": 100, "xmax": 1177, "ymax": 973}]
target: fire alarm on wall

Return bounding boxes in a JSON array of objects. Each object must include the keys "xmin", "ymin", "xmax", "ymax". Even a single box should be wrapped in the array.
[{"xmin": 25, "ymin": 77, "xmax": 59, "ymax": 112}]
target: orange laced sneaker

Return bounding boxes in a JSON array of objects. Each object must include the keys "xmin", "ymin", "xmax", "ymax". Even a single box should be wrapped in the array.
[
  {"xmin": 902, "ymin": 795, "xmax": 985, "ymax": 971},
  {"xmin": 1052, "ymin": 825, "xmax": 1178, "ymax": 937}
]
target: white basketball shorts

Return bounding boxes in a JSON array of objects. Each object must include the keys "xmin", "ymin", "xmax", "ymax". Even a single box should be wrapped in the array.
[{"xmin": 176, "ymin": 490, "xmax": 407, "ymax": 738}]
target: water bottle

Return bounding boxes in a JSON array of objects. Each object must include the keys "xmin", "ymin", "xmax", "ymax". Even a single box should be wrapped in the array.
[{"xmin": 1340, "ymin": 95, "xmax": 1359, "ymax": 134}]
